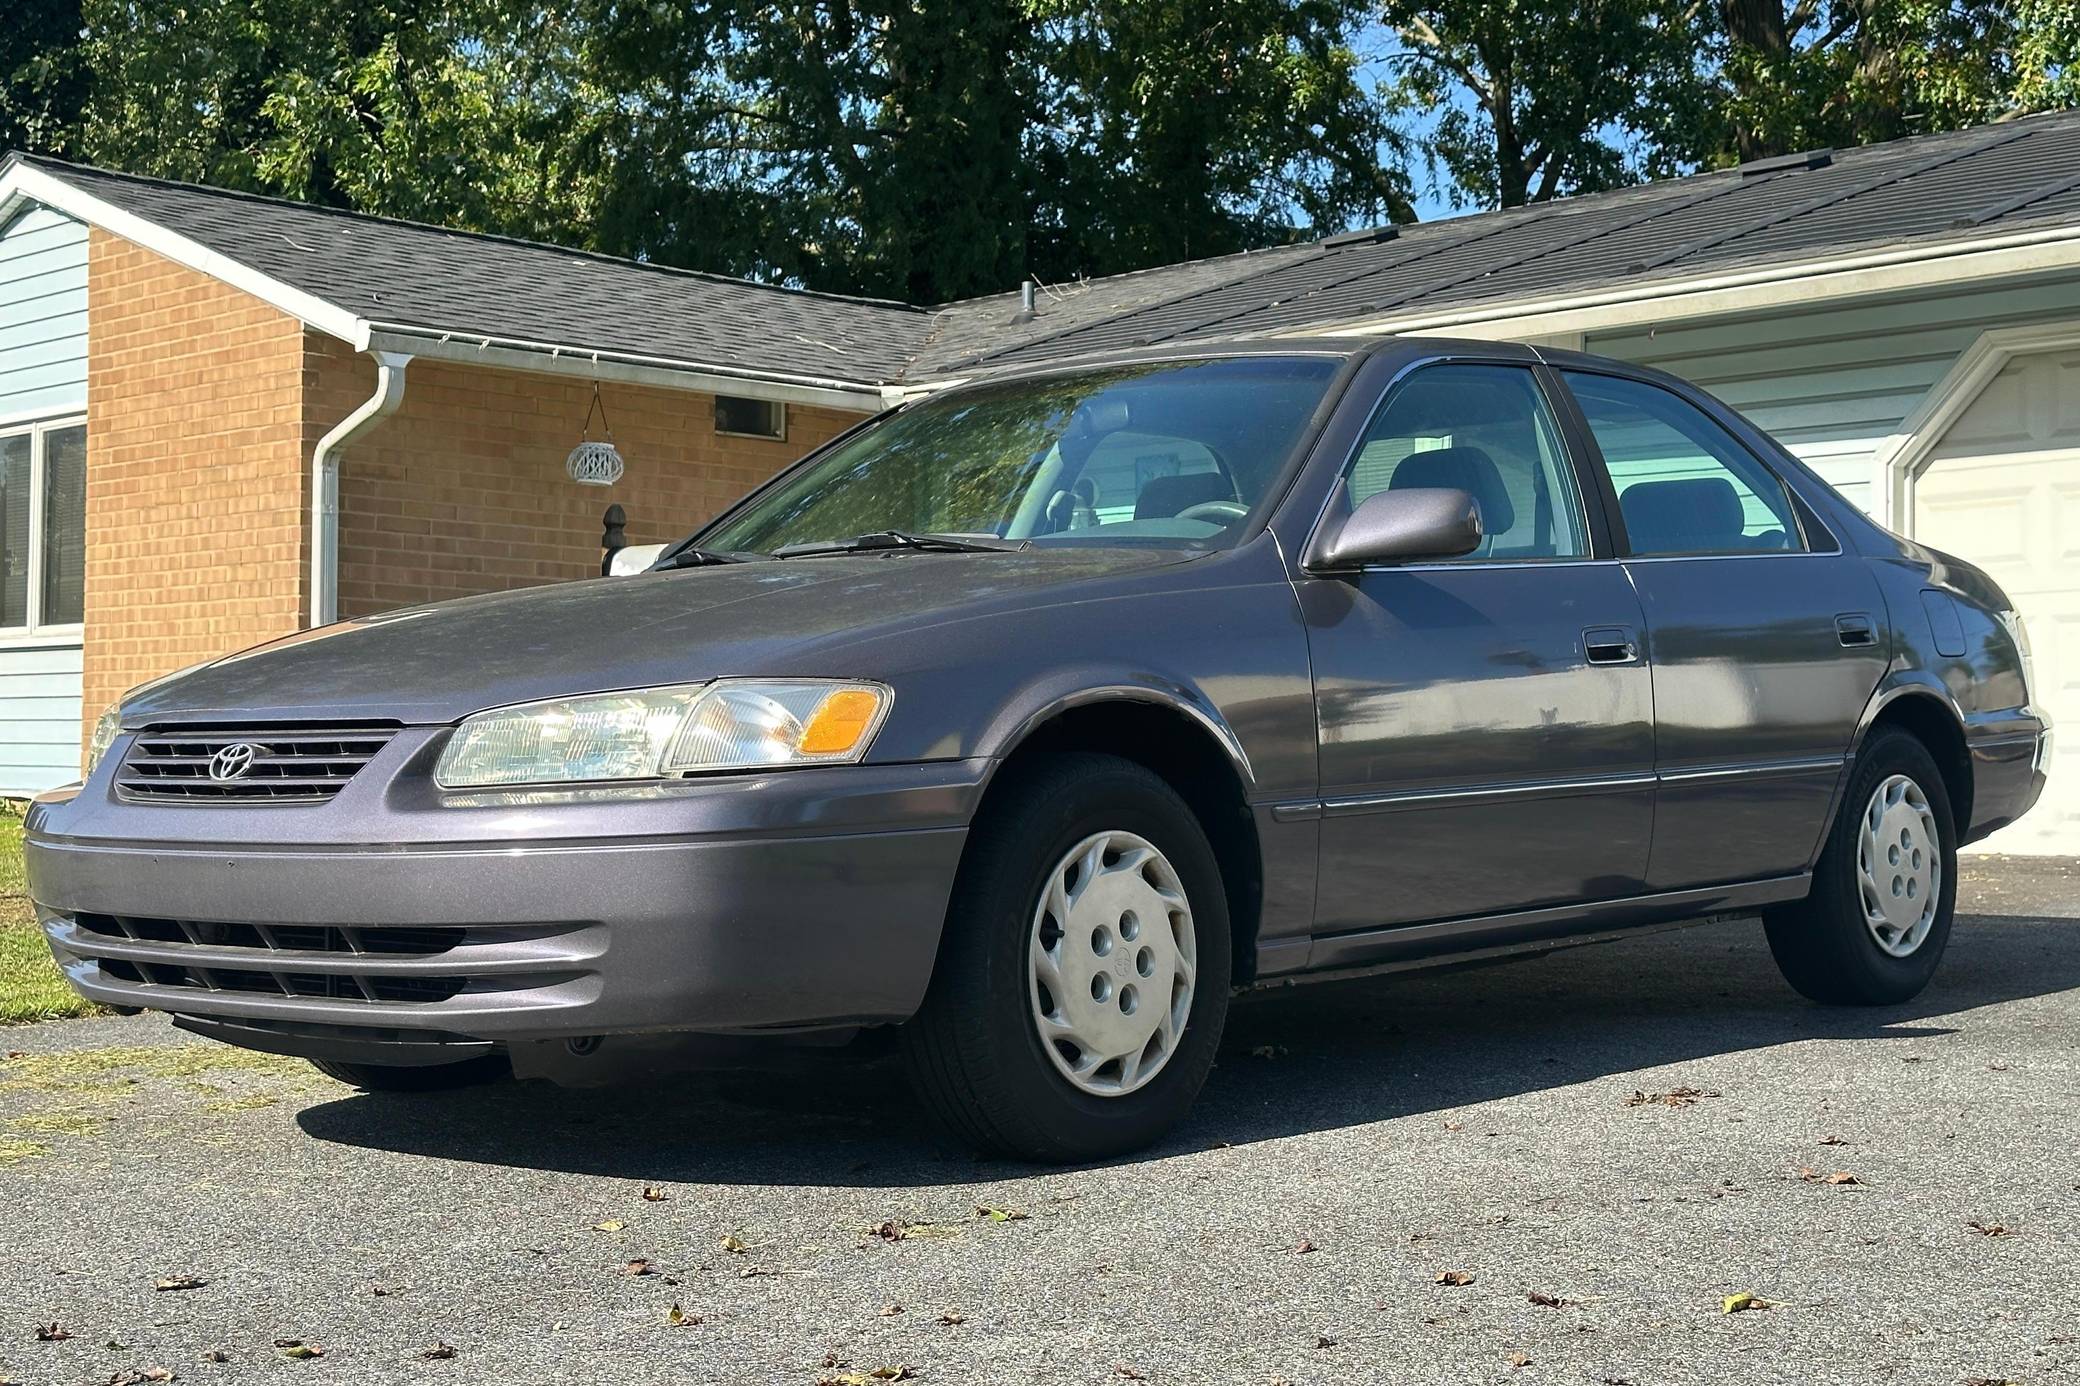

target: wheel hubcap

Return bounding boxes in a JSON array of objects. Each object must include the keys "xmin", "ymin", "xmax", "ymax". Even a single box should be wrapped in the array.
[
  {"xmin": 1856, "ymin": 773, "xmax": 1940, "ymax": 957},
  {"xmin": 1028, "ymin": 830, "xmax": 1196, "ymax": 1097}
]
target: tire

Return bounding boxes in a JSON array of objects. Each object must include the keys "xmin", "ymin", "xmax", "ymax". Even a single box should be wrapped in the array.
[
  {"xmin": 901, "ymin": 752, "xmax": 1233, "ymax": 1162},
  {"xmin": 311, "ymin": 1052, "xmax": 511, "ymax": 1093},
  {"xmin": 1764, "ymin": 728, "xmax": 1957, "ymax": 1005}
]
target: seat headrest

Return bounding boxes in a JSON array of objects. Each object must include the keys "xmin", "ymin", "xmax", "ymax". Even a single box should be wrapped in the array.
[
  {"xmin": 1386, "ymin": 445, "xmax": 1515, "ymax": 535},
  {"xmin": 1135, "ymin": 472, "xmax": 1234, "ymax": 520},
  {"xmin": 1619, "ymin": 477, "xmax": 1745, "ymax": 554}
]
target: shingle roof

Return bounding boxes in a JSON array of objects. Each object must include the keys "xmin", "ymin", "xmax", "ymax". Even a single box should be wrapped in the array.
[
  {"xmin": 14, "ymin": 108, "xmax": 2080, "ymax": 389},
  {"xmin": 7, "ymin": 154, "xmax": 936, "ymax": 387},
  {"xmin": 939, "ymin": 109, "xmax": 2080, "ymax": 371}
]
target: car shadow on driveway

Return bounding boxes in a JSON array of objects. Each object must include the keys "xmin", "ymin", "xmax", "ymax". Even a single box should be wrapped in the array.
[{"xmin": 295, "ymin": 886, "xmax": 2080, "ymax": 1186}]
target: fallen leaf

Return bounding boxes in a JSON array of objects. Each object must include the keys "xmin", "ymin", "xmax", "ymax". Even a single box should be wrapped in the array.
[
  {"xmin": 1528, "ymin": 1290, "xmax": 1574, "ymax": 1309},
  {"xmin": 1624, "ymin": 1086, "xmax": 1716, "ymax": 1108},
  {"xmin": 1509, "ymin": 1351, "xmax": 1533, "ymax": 1369},
  {"xmin": 198, "ymin": 1351, "xmax": 227, "ymax": 1364},
  {"xmin": 1818, "ymin": 1135, "xmax": 1850, "ymax": 1146},
  {"xmin": 1443, "ymin": 1120, "xmax": 1465, "ymax": 1132},
  {"xmin": 419, "ymin": 1343, "xmax": 456, "ymax": 1361},
  {"xmin": 1721, "ymin": 1291, "xmax": 1773, "ymax": 1315},
  {"xmin": 1968, "ymin": 1220, "xmax": 2016, "ymax": 1238},
  {"xmin": 937, "ymin": 1312, "xmax": 966, "ymax": 1326},
  {"xmin": 35, "ymin": 1323, "xmax": 72, "ymax": 1342},
  {"xmin": 1292, "ymin": 1238, "xmax": 1318, "ymax": 1255},
  {"xmin": 1987, "ymin": 1063, "xmax": 2011, "ymax": 1073},
  {"xmin": 1312, "ymin": 1334, "xmax": 1338, "ymax": 1349},
  {"xmin": 666, "ymin": 1304, "xmax": 699, "ymax": 1328},
  {"xmin": 154, "ymin": 1277, "xmax": 208, "ymax": 1293},
  {"xmin": 592, "ymin": 1220, "xmax": 625, "ymax": 1233},
  {"xmin": 1965, "ymin": 1379, "xmax": 2021, "ymax": 1386},
  {"xmin": 1793, "ymin": 1167, "xmax": 1863, "ymax": 1186},
  {"xmin": 641, "ymin": 1186, "xmax": 669, "ymax": 1201},
  {"xmin": 277, "ymin": 1344, "xmax": 324, "ymax": 1360},
  {"xmin": 1115, "ymin": 1368, "xmax": 1148, "ymax": 1382},
  {"xmin": 867, "ymin": 1220, "xmax": 959, "ymax": 1242},
  {"xmin": 1435, "ymin": 1271, "xmax": 1476, "ymax": 1286},
  {"xmin": 975, "ymin": 1205, "xmax": 1029, "ymax": 1223},
  {"xmin": 879, "ymin": 1303, "xmax": 904, "ymax": 1317},
  {"xmin": 624, "ymin": 1259, "xmax": 657, "ymax": 1277},
  {"xmin": 718, "ymin": 1233, "xmax": 749, "ymax": 1254},
  {"xmin": 869, "ymin": 1370, "xmax": 914, "ymax": 1382},
  {"xmin": 370, "ymin": 1284, "xmax": 394, "ymax": 1297},
  {"xmin": 101, "ymin": 1371, "xmax": 178, "ymax": 1385}
]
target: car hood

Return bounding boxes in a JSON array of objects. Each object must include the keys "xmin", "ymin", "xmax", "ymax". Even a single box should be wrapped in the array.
[{"xmin": 121, "ymin": 547, "xmax": 1197, "ymax": 726}]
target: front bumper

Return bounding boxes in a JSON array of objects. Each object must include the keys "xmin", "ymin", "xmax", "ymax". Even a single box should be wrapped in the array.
[{"xmin": 25, "ymin": 745, "xmax": 984, "ymax": 1053}]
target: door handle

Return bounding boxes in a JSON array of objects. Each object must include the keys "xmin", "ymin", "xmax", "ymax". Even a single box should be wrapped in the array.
[
  {"xmin": 1835, "ymin": 612, "xmax": 1878, "ymax": 648},
  {"xmin": 1583, "ymin": 625, "xmax": 1640, "ymax": 665}
]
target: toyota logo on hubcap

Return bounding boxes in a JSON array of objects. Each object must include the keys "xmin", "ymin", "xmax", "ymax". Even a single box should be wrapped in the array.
[{"xmin": 208, "ymin": 743, "xmax": 259, "ymax": 782}]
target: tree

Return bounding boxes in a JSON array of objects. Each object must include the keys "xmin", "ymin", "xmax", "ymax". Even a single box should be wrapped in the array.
[
  {"xmin": 0, "ymin": 0, "xmax": 87, "ymax": 159},
  {"xmin": 1379, "ymin": 0, "xmax": 1685, "ymax": 208},
  {"xmin": 1643, "ymin": 1, "xmax": 2080, "ymax": 171}
]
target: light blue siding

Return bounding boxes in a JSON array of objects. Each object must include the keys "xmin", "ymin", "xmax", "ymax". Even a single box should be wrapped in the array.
[
  {"xmin": 0, "ymin": 640, "xmax": 82, "ymax": 794},
  {"xmin": 1586, "ymin": 272, "xmax": 2080, "ymax": 514},
  {"xmin": 0, "ymin": 203, "xmax": 87, "ymax": 796}
]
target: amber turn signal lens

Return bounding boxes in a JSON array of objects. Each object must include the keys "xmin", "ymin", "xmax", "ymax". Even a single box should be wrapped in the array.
[{"xmin": 798, "ymin": 687, "xmax": 885, "ymax": 755}]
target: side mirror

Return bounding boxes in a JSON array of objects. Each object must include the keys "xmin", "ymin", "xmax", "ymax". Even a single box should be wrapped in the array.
[{"xmin": 1303, "ymin": 487, "xmax": 1482, "ymax": 572}]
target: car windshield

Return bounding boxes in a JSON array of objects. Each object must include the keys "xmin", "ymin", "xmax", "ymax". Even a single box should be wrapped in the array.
[{"xmin": 696, "ymin": 355, "xmax": 1343, "ymax": 556}]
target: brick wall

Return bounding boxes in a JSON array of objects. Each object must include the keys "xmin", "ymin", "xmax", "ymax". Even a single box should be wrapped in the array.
[
  {"xmin": 81, "ymin": 231, "xmax": 870, "ymax": 744},
  {"xmin": 82, "ymin": 229, "xmax": 311, "ymax": 728},
  {"xmin": 315, "ymin": 343, "xmax": 864, "ymax": 618}
]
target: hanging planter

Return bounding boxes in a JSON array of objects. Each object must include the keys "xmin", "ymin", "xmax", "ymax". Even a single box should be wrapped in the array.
[{"xmin": 566, "ymin": 381, "xmax": 625, "ymax": 486}]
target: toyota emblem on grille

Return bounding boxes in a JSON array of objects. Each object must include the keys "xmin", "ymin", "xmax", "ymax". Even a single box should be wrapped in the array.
[{"xmin": 208, "ymin": 743, "xmax": 259, "ymax": 782}]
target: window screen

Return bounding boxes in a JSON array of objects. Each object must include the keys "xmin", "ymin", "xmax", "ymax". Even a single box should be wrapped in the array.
[
  {"xmin": 40, "ymin": 424, "xmax": 85, "ymax": 625},
  {"xmin": 1563, "ymin": 371, "xmax": 1800, "ymax": 556},
  {"xmin": 1346, "ymin": 364, "xmax": 1587, "ymax": 560},
  {"xmin": 0, "ymin": 433, "xmax": 26, "ymax": 627}
]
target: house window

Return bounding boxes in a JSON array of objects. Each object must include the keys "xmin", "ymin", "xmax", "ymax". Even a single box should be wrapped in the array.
[
  {"xmin": 714, "ymin": 395, "xmax": 786, "ymax": 440},
  {"xmin": 0, "ymin": 417, "xmax": 86, "ymax": 633}
]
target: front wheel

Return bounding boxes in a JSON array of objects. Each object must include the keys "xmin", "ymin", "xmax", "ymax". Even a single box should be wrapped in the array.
[
  {"xmin": 901, "ymin": 753, "xmax": 1232, "ymax": 1162},
  {"xmin": 1764, "ymin": 728, "xmax": 1957, "ymax": 1005}
]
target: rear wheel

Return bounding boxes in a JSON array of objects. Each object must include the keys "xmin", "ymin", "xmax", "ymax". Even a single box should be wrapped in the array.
[
  {"xmin": 311, "ymin": 1053, "xmax": 511, "ymax": 1093},
  {"xmin": 901, "ymin": 753, "xmax": 1231, "ymax": 1161},
  {"xmin": 1764, "ymin": 728, "xmax": 1957, "ymax": 1005}
]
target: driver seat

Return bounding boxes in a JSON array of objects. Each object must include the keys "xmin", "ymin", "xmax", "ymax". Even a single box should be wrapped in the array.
[{"xmin": 1135, "ymin": 472, "xmax": 1234, "ymax": 520}]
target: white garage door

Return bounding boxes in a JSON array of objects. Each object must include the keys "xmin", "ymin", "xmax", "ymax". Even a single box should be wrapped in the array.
[{"xmin": 1913, "ymin": 350, "xmax": 2080, "ymax": 854}]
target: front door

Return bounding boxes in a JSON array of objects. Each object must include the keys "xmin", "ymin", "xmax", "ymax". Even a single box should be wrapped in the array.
[
  {"xmin": 1559, "ymin": 368, "xmax": 1889, "ymax": 890},
  {"xmin": 1297, "ymin": 362, "xmax": 1657, "ymax": 933}
]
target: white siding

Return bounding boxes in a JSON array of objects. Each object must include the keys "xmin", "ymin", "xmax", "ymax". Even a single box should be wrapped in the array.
[
  {"xmin": 1586, "ymin": 273, "xmax": 2080, "ymax": 514},
  {"xmin": 0, "ymin": 202, "xmax": 86, "ymax": 796}
]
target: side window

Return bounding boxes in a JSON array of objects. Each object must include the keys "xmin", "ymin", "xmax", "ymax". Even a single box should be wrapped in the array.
[
  {"xmin": 1346, "ymin": 363, "xmax": 1587, "ymax": 560},
  {"xmin": 1562, "ymin": 371, "xmax": 1801, "ymax": 556}
]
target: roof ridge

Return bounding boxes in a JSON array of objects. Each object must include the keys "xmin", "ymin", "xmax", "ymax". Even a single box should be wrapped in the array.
[{"xmin": 7, "ymin": 151, "xmax": 930, "ymax": 317}]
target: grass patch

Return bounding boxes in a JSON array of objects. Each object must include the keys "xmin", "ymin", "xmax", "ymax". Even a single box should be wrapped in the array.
[{"xmin": 0, "ymin": 807, "xmax": 103, "ymax": 1024}]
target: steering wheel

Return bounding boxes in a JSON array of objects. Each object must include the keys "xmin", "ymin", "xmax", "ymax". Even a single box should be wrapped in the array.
[{"xmin": 1176, "ymin": 499, "xmax": 1249, "ymax": 525}]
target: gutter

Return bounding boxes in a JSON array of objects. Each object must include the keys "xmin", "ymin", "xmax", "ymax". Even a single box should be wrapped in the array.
[{"xmin": 310, "ymin": 351, "xmax": 412, "ymax": 627}]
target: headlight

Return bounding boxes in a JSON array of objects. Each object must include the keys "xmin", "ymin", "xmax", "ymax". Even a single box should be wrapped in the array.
[
  {"xmin": 84, "ymin": 704, "xmax": 123, "ymax": 779},
  {"xmin": 434, "ymin": 679, "xmax": 892, "ymax": 788}
]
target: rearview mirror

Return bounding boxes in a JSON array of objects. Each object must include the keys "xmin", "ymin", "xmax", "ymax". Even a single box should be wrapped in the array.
[{"xmin": 1303, "ymin": 487, "xmax": 1482, "ymax": 572}]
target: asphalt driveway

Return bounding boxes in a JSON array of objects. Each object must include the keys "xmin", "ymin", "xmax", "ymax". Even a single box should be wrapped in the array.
[{"xmin": 2, "ymin": 858, "xmax": 2076, "ymax": 1386}]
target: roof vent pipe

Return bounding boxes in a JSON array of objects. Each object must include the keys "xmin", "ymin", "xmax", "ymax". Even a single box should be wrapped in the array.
[
  {"xmin": 1010, "ymin": 279, "xmax": 1038, "ymax": 324},
  {"xmin": 309, "ymin": 350, "xmax": 412, "ymax": 627}
]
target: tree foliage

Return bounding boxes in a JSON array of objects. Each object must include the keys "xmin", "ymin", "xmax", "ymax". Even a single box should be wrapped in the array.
[{"xmin": 6, "ymin": 1, "xmax": 2077, "ymax": 297}]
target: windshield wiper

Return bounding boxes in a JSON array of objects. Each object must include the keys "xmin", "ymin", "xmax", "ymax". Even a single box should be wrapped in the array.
[
  {"xmin": 654, "ymin": 539, "xmax": 756, "ymax": 569},
  {"xmin": 772, "ymin": 530, "xmax": 1028, "ymax": 558}
]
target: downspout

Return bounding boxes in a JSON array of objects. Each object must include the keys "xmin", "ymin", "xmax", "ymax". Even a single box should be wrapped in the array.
[{"xmin": 310, "ymin": 350, "xmax": 412, "ymax": 627}]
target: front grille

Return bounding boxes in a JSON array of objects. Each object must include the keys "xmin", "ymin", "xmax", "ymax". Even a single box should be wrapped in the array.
[
  {"xmin": 116, "ymin": 724, "xmax": 399, "ymax": 803},
  {"xmin": 77, "ymin": 914, "xmax": 467, "ymax": 956},
  {"xmin": 62, "ymin": 913, "xmax": 586, "ymax": 1008}
]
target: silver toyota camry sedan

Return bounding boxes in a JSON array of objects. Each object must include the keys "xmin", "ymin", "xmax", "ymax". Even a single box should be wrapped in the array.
[{"xmin": 24, "ymin": 338, "xmax": 2048, "ymax": 1161}]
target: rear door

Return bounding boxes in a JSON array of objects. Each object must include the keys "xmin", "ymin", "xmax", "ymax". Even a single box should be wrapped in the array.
[{"xmin": 1556, "ymin": 368, "xmax": 1889, "ymax": 891}]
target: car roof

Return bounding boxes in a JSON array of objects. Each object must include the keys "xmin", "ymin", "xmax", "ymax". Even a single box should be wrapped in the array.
[{"xmin": 948, "ymin": 334, "xmax": 1556, "ymax": 386}]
